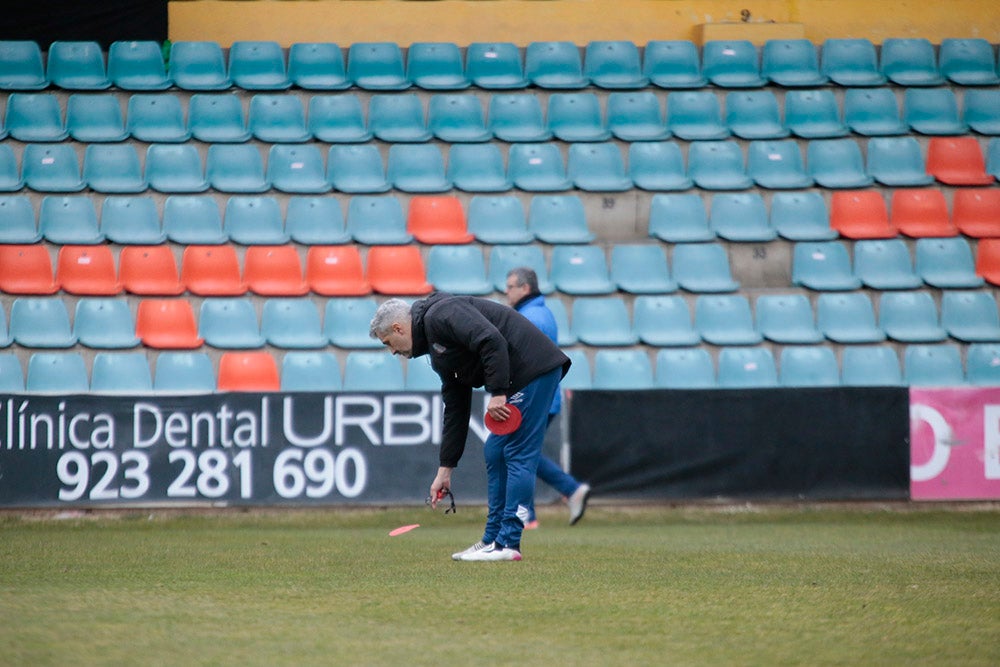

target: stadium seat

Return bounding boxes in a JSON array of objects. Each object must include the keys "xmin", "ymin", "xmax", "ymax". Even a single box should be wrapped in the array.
[
  {"xmin": 309, "ymin": 95, "xmax": 372, "ymax": 143},
  {"xmin": 989, "ymin": 138, "xmax": 1000, "ymax": 179},
  {"xmin": 306, "ymin": 245, "xmax": 370, "ymax": 296},
  {"xmin": 136, "ymin": 299, "xmax": 203, "ymax": 349},
  {"xmin": 525, "ymin": 41, "xmax": 588, "ymax": 88},
  {"xmin": 407, "ymin": 195, "xmax": 473, "ymax": 244},
  {"xmin": 465, "ymin": 42, "xmax": 528, "ymax": 89},
  {"xmin": 841, "ymin": 346, "xmax": 902, "ymax": 386},
  {"xmin": 84, "ymin": 144, "xmax": 146, "ymax": 194},
  {"xmin": 56, "ymin": 245, "xmax": 121, "ymax": 295},
  {"xmin": 119, "ymin": 245, "xmax": 184, "ymax": 295},
  {"xmin": 0, "ymin": 354, "xmax": 23, "ymax": 392},
  {"xmin": 346, "ymin": 196, "xmax": 411, "ymax": 245},
  {"xmin": 429, "ymin": 94, "xmax": 491, "ymax": 143},
  {"xmin": 39, "ymin": 195, "xmax": 102, "ymax": 243},
  {"xmin": 90, "ymin": 352, "xmax": 153, "ymax": 394},
  {"xmin": 0, "ymin": 244, "xmax": 58, "ymax": 294},
  {"xmin": 181, "ymin": 244, "xmax": 247, "ymax": 296},
  {"xmin": 746, "ymin": 140, "xmax": 812, "ymax": 189},
  {"xmin": 904, "ymin": 88, "xmax": 967, "ymax": 135},
  {"xmin": 67, "ymin": 93, "xmax": 128, "ymax": 142},
  {"xmin": 284, "ymin": 196, "xmax": 348, "ymax": 245},
  {"xmin": 162, "ymin": 195, "xmax": 225, "ymax": 244},
  {"xmin": 448, "ymin": 144, "xmax": 512, "ymax": 193},
  {"xmin": 915, "ymin": 237, "xmax": 984, "ymax": 289},
  {"xmin": 611, "ymin": 244, "xmax": 677, "ymax": 294},
  {"xmin": 366, "ymin": 245, "xmax": 433, "ymax": 295},
  {"xmin": 830, "ymin": 191, "xmax": 895, "ymax": 239},
  {"xmin": 779, "ymin": 346, "xmax": 840, "ymax": 387},
  {"xmin": 567, "ymin": 143, "xmax": 632, "ymax": 192},
  {"xmin": 655, "ymin": 348, "xmax": 715, "ymax": 388},
  {"xmin": 168, "ymin": 41, "xmax": 231, "ymax": 90},
  {"xmin": 878, "ymin": 291, "xmax": 947, "ymax": 343},
  {"xmin": 488, "ymin": 244, "xmax": 553, "ymax": 294},
  {"xmin": 26, "ymin": 353, "xmax": 89, "ymax": 393},
  {"xmin": 207, "ymin": 144, "xmax": 269, "ymax": 193},
  {"xmin": 880, "ymin": 38, "xmax": 944, "ymax": 86},
  {"xmin": 425, "ymin": 245, "xmax": 492, "ymax": 295},
  {"xmin": 0, "ymin": 196, "xmax": 39, "ymax": 243},
  {"xmin": 941, "ymin": 290, "xmax": 1000, "ymax": 342},
  {"xmin": 405, "ymin": 356, "xmax": 441, "ymax": 392},
  {"xmin": 10, "ymin": 297, "xmax": 77, "ymax": 348},
  {"xmin": 47, "ymin": 41, "xmax": 110, "ymax": 89},
  {"xmin": 347, "ymin": 42, "xmax": 409, "ymax": 90},
  {"xmin": 248, "ymin": 94, "xmax": 309, "ymax": 143},
  {"xmin": 647, "ymin": 193, "xmax": 713, "ymax": 243},
  {"xmin": 844, "ymin": 88, "xmax": 908, "ymax": 136},
  {"xmin": 154, "ymin": 352, "xmax": 216, "ymax": 393},
  {"xmin": 369, "ymin": 94, "xmax": 431, "ymax": 142},
  {"xmin": 807, "ymin": 139, "xmax": 873, "ymax": 189},
  {"xmin": 926, "ymin": 137, "xmax": 994, "ymax": 185},
  {"xmin": 725, "ymin": 90, "xmax": 789, "ymax": 140},
  {"xmin": 23, "ymin": 145, "xmax": 85, "ymax": 193},
  {"xmin": 0, "ymin": 145, "xmax": 21, "ymax": 192},
  {"xmin": 547, "ymin": 298, "xmax": 576, "ymax": 346},
  {"xmin": 127, "ymin": 94, "xmax": 190, "ymax": 142},
  {"xmin": 228, "ymin": 40, "xmax": 290, "ymax": 90},
  {"xmin": 592, "ymin": 349, "xmax": 654, "ymax": 390},
  {"xmin": 709, "ymin": 192, "xmax": 777, "ymax": 242},
  {"xmin": 854, "ymin": 239, "xmax": 922, "ymax": 290},
  {"xmin": 243, "ymin": 245, "xmax": 309, "ymax": 296},
  {"xmin": 407, "ymin": 42, "xmax": 468, "ymax": 90},
  {"xmin": 528, "ymin": 195, "xmax": 594, "ymax": 244},
  {"xmin": 687, "ymin": 141, "xmax": 752, "ymax": 190},
  {"xmin": 280, "ymin": 351, "xmax": 342, "ymax": 392},
  {"xmin": 694, "ymin": 294, "xmax": 762, "ymax": 345},
  {"xmin": 889, "ymin": 189, "xmax": 956, "ymax": 238},
  {"xmin": 771, "ymin": 191, "xmax": 836, "ymax": 241},
  {"xmin": 966, "ymin": 344, "xmax": 1000, "ymax": 385},
  {"xmin": 756, "ymin": 294, "xmax": 823, "ymax": 344},
  {"xmin": 702, "ymin": 40, "xmax": 764, "ymax": 88},
  {"xmin": 217, "ymin": 351, "xmax": 280, "ymax": 392},
  {"xmin": 816, "ymin": 292, "xmax": 886, "ymax": 343},
  {"xmin": 465, "ymin": 197, "xmax": 530, "ymax": 245},
  {"xmin": 342, "ymin": 352, "xmax": 405, "ymax": 391},
  {"xmin": 559, "ymin": 348, "xmax": 591, "ymax": 388},
  {"xmin": 607, "ymin": 91, "xmax": 669, "ymax": 141},
  {"xmin": 584, "ymin": 40, "xmax": 647, "ymax": 89},
  {"xmin": 0, "ymin": 41, "xmax": 47, "ymax": 90},
  {"xmin": 665, "ymin": 91, "xmax": 730, "ymax": 140},
  {"xmin": 904, "ymin": 344, "xmax": 965, "ymax": 386},
  {"xmin": 791, "ymin": 240, "xmax": 862, "ymax": 291},
  {"xmin": 387, "ymin": 144, "xmax": 451, "ymax": 193},
  {"xmin": 953, "ymin": 189, "xmax": 1000, "ymax": 238},
  {"xmin": 145, "ymin": 144, "xmax": 209, "ymax": 194},
  {"xmin": 963, "ymin": 89, "xmax": 1000, "ymax": 135},
  {"xmin": 107, "ymin": 40, "xmax": 171, "ymax": 90},
  {"xmin": 74, "ymin": 298, "xmax": 139, "ymax": 349},
  {"xmin": 267, "ymin": 144, "xmax": 330, "ymax": 194},
  {"xmin": 5, "ymin": 93, "xmax": 67, "ymax": 141},
  {"xmin": 327, "ymin": 145, "xmax": 390, "ymax": 194},
  {"xmin": 223, "ymin": 194, "xmax": 293, "ymax": 244},
  {"xmin": 643, "ymin": 40, "xmax": 706, "ymax": 89},
  {"xmin": 717, "ymin": 347, "xmax": 777, "ymax": 388},
  {"xmin": 866, "ymin": 137, "xmax": 934, "ymax": 187},
  {"xmin": 488, "ymin": 94, "xmax": 552, "ymax": 142},
  {"xmin": 939, "ymin": 38, "xmax": 999, "ymax": 86},
  {"xmin": 189, "ymin": 93, "xmax": 250, "ymax": 143},
  {"xmin": 634, "ymin": 295, "xmax": 699, "ymax": 347},
  {"xmin": 548, "ymin": 92, "xmax": 610, "ymax": 142},
  {"xmin": 199, "ymin": 298, "xmax": 265, "ymax": 349},
  {"xmin": 571, "ymin": 297, "xmax": 636, "ymax": 346},
  {"xmin": 628, "ymin": 141, "xmax": 692, "ymax": 191},
  {"xmin": 551, "ymin": 245, "xmax": 615, "ymax": 295},
  {"xmin": 784, "ymin": 89, "xmax": 849, "ymax": 138},
  {"xmin": 762, "ymin": 39, "xmax": 827, "ymax": 87},
  {"xmin": 672, "ymin": 243, "xmax": 739, "ymax": 292},
  {"xmin": 288, "ymin": 43, "xmax": 350, "ymax": 90},
  {"xmin": 508, "ymin": 143, "xmax": 571, "ymax": 192}
]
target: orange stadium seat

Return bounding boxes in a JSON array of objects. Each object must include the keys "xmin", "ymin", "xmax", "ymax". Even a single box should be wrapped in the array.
[
  {"xmin": 926, "ymin": 137, "xmax": 994, "ymax": 185},
  {"xmin": 119, "ymin": 245, "xmax": 184, "ymax": 296},
  {"xmin": 975, "ymin": 239, "xmax": 1000, "ymax": 286},
  {"xmin": 56, "ymin": 245, "xmax": 122, "ymax": 295},
  {"xmin": 407, "ymin": 195, "xmax": 474, "ymax": 244},
  {"xmin": 217, "ymin": 351, "xmax": 280, "ymax": 391},
  {"xmin": 952, "ymin": 189, "xmax": 1000, "ymax": 238},
  {"xmin": 366, "ymin": 245, "xmax": 433, "ymax": 295},
  {"xmin": 306, "ymin": 245, "xmax": 371, "ymax": 296},
  {"xmin": 829, "ymin": 191, "xmax": 896, "ymax": 239},
  {"xmin": 0, "ymin": 244, "xmax": 58, "ymax": 294},
  {"xmin": 181, "ymin": 245, "xmax": 247, "ymax": 296},
  {"xmin": 889, "ymin": 189, "xmax": 957, "ymax": 238},
  {"xmin": 136, "ymin": 299, "xmax": 203, "ymax": 349},
  {"xmin": 243, "ymin": 245, "xmax": 309, "ymax": 296}
]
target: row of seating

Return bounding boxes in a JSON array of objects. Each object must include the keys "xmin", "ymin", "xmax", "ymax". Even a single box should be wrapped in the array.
[
  {"xmin": 4, "ymin": 136, "xmax": 998, "ymax": 195},
  {"xmin": 4, "ymin": 342, "xmax": 999, "ymax": 394},
  {"xmin": 5, "ymin": 87, "xmax": 1000, "ymax": 145},
  {"xmin": 3, "ymin": 38, "xmax": 997, "ymax": 92}
]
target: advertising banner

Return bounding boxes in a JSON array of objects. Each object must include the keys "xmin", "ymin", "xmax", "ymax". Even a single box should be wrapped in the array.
[{"xmin": 910, "ymin": 387, "xmax": 1000, "ymax": 501}]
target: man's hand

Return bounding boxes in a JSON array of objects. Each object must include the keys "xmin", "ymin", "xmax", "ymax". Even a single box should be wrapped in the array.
[
  {"xmin": 486, "ymin": 394, "xmax": 511, "ymax": 421},
  {"xmin": 429, "ymin": 466, "xmax": 453, "ymax": 508}
]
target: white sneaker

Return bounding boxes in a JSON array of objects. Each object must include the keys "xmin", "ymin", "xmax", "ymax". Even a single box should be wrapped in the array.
[
  {"xmin": 451, "ymin": 540, "xmax": 489, "ymax": 561},
  {"xmin": 568, "ymin": 483, "xmax": 591, "ymax": 525},
  {"xmin": 460, "ymin": 542, "xmax": 522, "ymax": 562}
]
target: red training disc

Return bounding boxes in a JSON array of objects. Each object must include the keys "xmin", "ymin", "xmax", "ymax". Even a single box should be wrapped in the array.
[{"xmin": 484, "ymin": 404, "xmax": 522, "ymax": 435}]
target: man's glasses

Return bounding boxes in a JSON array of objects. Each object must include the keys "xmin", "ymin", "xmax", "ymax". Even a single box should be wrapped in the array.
[{"xmin": 426, "ymin": 488, "xmax": 456, "ymax": 514}]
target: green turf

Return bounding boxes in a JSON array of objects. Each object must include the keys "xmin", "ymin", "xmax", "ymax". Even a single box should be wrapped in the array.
[{"xmin": 1, "ymin": 505, "xmax": 998, "ymax": 667}]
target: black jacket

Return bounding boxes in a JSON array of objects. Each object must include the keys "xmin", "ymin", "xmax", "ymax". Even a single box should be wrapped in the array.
[{"xmin": 411, "ymin": 292, "xmax": 571, "ymax": 467}]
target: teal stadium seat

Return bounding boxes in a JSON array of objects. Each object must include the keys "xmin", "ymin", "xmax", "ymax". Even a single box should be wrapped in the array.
[
  {"xmin": 915, "ymin": 237, "xmax": 984, "ymax": 289},
  {"xmin": 694, "ymin": 295, "xmax": 762, "ymax": 346},
  {"xmin": 0, "ymin": 195, "xmax": 38, "ymax": 242},
  {"xmin": 904, "ymin": 344, "xmax": 965, "ymax": 386},
  {"xmin": 347, "ymin": 42, "xmax": 410, "ymax": 90},
  {"xmin": 11, "ymin": 297, "xmax": 77, "ymax": 348},
  {"xmin": 24, "ymin": 144, "xmax": 85, "ymax": 193},
  {"xmin": 343, "ymin": 352, "xmax": 405, "ymax": 391},
  {"xmin": 628, "ymin": 141, "xmax": 692, "ymax": 191},
  {"xmin": 387, "ymin": 144, "xmax": 450, "ymax": 193},
  {"xmin": 429, "ymin": 94, "xmax": 491, "ymax": 142},
  {"xmin": 941, "ymin": 291, "xmax": 1000, "ymax": 342},
  {"xmin": 249, "ymin": 94, "xmax": 310, "ymax": 142},
  {"xmin": 153, "ymin": 352, "xmax": 216, "ymax": 393},
  {"xmin": 844, "ymin": 88, "xmax": 907, "ymax": 136},
  {"xmin": 702, "ymin": 40, "xmax": 764, "ymax": 88},
  {"xmin": 127, "ymin": 94, "xmax": 190, "ymax": 142},
  {"xmin": 717, "ymin": 347, "xmax": 778, "ymax": 388},
  {"xmin": 817, "ymin": 292, "xmax": 885, "ymax": 343},
  {"xmin": 709, "ymin": 192, "xmax": 777, "ymax": 242},
  {"xmin": 325, "ymin": 298, "xmax": 382, "ymax": 349},
  {"xmin": 747, "ymin": 139, "xmax": 812, "ymax": 189},
  {"xmin": 145, "ymin": 144, "xmax": 209, "ymax": 193},
  {"xmin": 426, "ymin": 245, "xmax": 493, "ymax": 295},
  {"xmin": 841, "ymin": 346, "xmax": 902, "ymax": 386},
  {"xmin": 755, "ymin": 294, "xmax": 823, "ymax": 344},
  {"xmin": 567, "ymin": 142, "xmax": 631, "ymax": 192},
  {"xmin": 267, "ymin": 144, "xmax": 330, "ymax": 194},
  {"xmin": 286, "ymin": 196, "xmax": 350, "ymax": 244},
  {"xmin": 528, "ymin": 194, "xmax": 594, "ymax": 243},
  {"xmin": 0, "ymin": 354, "xmax": 24, "ymax": 392},
  {"xmin": 666, "ymin": 91, "xmax": 730, "ymax": 140},
  {"xmin": 6, "ymin": 93, "xmax": 68, "ymax": 141},
  {"xmin": 509, "ymin": 144, "xmax": 571, "ymax": 192},
  {"xmin": 672, "ymin": 243, "xmax": 739, "ymax": 292},
  {"xmin": 784, "ymin": 89, "xmax": 849, "ymax": 138},
  {"xmin": 584, "ymin": 40, "xmax": 647, "ymax": 89},
  {"xmin": 807, "ymin": 138, "xmax": 873, "ymax": 189},
  {"xmin": 327, "ymin": 145, "xmax": 390, "ymax": 193},
  {"xmin": 634, "ymin": 295, "xmax": 699, "ymax": 347},
  {"xmin": 46, "ymin": 41, "xmax": 109, "ymax": 90},
  {"xmin": 465, "ymin": 42, "xmax": 527, "ymax": 89},
  {"xmin": 546, "ymin": 298, "xmax": 576, "ymax": 346},
  {"xmin": 0, "ymin": 146, "xmax": 25, "ymax": 193},
  {"xmin": 39, "ymin": 195, "xmax": 102, "ymax": 243},
  {"xmin": 309, "ymin": 95, "xmax": 372, "ymax": 143},
  {"xmin": 964, "ymin": 90, "xmax": 1000, "ymax": 136},
  {"xmin": 0, "ymin": 41, "xmax": 47, "ymax": 90},
  {"xmin": 966, "ymin": 344, "xmax": 1000, "ymax": 385},
  {"xmin": 791, "ymin": 241, "xmax": 862, "ymax": 291},
  {"xmin": 163, "ymin": 195, "xmax": 225, "ymax": 244},
  {"xmin": 939, "ymin": 38, "xmax": 999, "ymax": 86},
  {"xmin": 107, "ymin": 40, "xmax": 171, "ymax": 90},
  {"xmin": 525, "ymin": 41, "xmax": 588, "ymax": 89},
  {"xmin": 346, "ymin": 195, "xmax": 412, "ymax": 245},
  {"xmin": 199, "ymin": 298, "xmax": 266, "ymax": 349},
  {"xmin": 67, "ymin": 93, "xmax": 128, "ymax": 142},
  {"xmin": 281, "ymin": 352, "xmax": 343, "ymax": 392},
  {"xmin": 820, "ymin": 38, "xmax": 885, "ymax": 87},
  {"xmin": 467, "ymin": 195, "xmax": 531, "ymax": 244},
  {"xmin": 878, "ymin": 291, "xmax": 947, "ymax": 343},
  {"xmin": 592, "ymin": 349, "xmax": 653, "ymax": 390},
  {"xmin": 771, "ymin": 191, "xmax": 836, "ymax": 241},
  {"xmin": 369, "ymin": 93, "xmax": 431, "ymax": 142},
  {"xmin": 488, "ymin": 94, "xmax": 552, "ymax": 142},
  {"xmin": 988, "ymin": 138, "xmax": 1000, "ymax": 179},
  {"xmin": 779, "ymin": 346, "xmax": 840, "ymax": 387},
  {"xmin": 288, "ymin": 43, "xmax": 350, "ymax": 90},
  {"xmin": 559, "ymin": 349, "xmax": 591, "ymax": 390},
  {"xmin": 189, "ymin": 93, "xmax": 251, "ymax": 143},
  {"xmin": 647, "ymin": 193, "xmax": 713, "ymax": 243},
  {"xmin": 761, "ymin": 39, "xmax": 827, "ymax": 87},
  {"xmin": 228, "ymin": 40, "xmax": 290, "ymax": 90},
  {"xmin": 206, "ymin": 144, "xmax": 270, "ymax": 193},
  {"xmin": 880, "ymin": 38, "xmax": 944, "ymax": 86},
  {"xmin": 448, "ymin": 144, "xmax": 512, "ymax": 192},
  {"xmin": 866, "ymin": 137, "xmax": 934, "ymax": 187},
  {"xmin": 224, "ymin": 195, "xmax": 289, "ymax": 244},
  {"xmin": 607, "ymin": 91, "xmax": 669, "ymax": 141},
  {"xmin": 261, "ymin": 298, "xmax": 327, "ymax": 349},
  {"xmin": 551, "ymin": 245, "xmax": 615, "ymax": 295},
  {"xmin": 73, "ymin": 298, "xmax": 140, "ymax": 349},
  {"xmin": 611, "ymin": 244, "xmax": 677, "ymax": 294},
  {"xmin": 853, "ymin": 239, "xmax": 922, "ymax": 290},
  {"xmin": 488, "ymin": 244, "xmax": 553, "ymax": 293},
  {"xmin": 548, "ymin": 92, "xmax": 610, "ymax": 142},
  {"xmin": 84, "ymin": 144, "xmax": 147, "ymax": 193},
  {"xmin": 726, "ymin": 90, "xmax": 789, "ymax": 139},
  {"xmin": 168, "ymin": 41, "xmax": 231, "ymax": 90},
  {"xmin": 643, "ymin": 40, "xmax": 706, "ymax": 89},
  {"xmin": 687, "ymin": 141, "xmax": 752, "ymax": 190},
  {"xmin": 406, "ymin": 42, "xmax": 469, "ymax": 90},
  {"xmin": 26, "ymin": 353, "xmax": 89, "ymax": 393},
  {"xmin": 91, "ymin": 352, "xmax": 154, "ymax": 394},
  {"xmin": 655, "ymin": 348, "xmax": 715, "ymax": 388},
  {"xmin": 904, "ymin": 88, "xmax": 967, "ymax": 136}
]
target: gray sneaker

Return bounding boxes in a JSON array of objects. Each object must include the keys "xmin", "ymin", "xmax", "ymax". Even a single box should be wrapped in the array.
[
  {"xmin": 568, "ymin": 483, "xmax": 591, "ymax": 525},
  {"xmin": 451, "ymin": 540, "xmax": 489, "ymax": 561}
]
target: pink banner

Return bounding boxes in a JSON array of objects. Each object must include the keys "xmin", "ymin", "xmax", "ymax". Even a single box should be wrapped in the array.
[{"xmin": 910, "ymin": 388, "xmax": 1000, "ymax": 500}]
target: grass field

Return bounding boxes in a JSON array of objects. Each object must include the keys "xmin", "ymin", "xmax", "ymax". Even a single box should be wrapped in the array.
[{"xmin": 1, "ymin": 504, "xmax": 998, "ymax": 667}]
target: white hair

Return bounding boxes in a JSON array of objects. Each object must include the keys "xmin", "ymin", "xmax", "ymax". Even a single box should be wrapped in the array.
[{"xmin": 369, "ymin": 298, "xmax": 412, "ymax": 339}]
